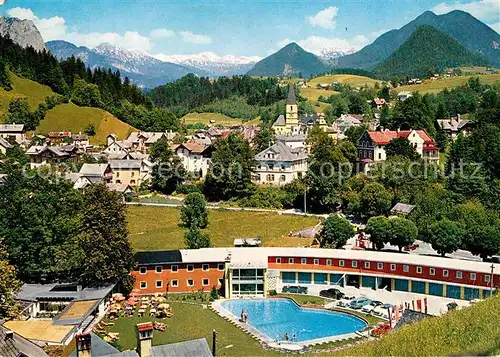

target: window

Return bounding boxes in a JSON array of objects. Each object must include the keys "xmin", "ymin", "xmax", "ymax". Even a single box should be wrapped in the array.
[
  {"xmin": 276, "ymin": 258, "xmax": 281, "ymax": 264},
  {"xmin": 202, "ymin": 264, "xmax": 209, "ymax": 271},
  {"xmin": 187, "ymin": 279, "xmax": 194, "ymax": 287},
  {"xmin": 171, "ymin": 280, "xmax": 178, "ymax": 287},
  {"xmin": 289, "ymin": 258, "xmax": 294, "ymax": 264},
  {"xmin": 116, "ymin": 180, "xmax": 121, "ymax": 184},
  {"xmin": 326, "ymin": 259, "xmax": 332, "ymax": 266},
  {"xmin": 202, "ymin": 278, "xmax": 209, "ymax": 286},
  {"xmin": 187, "ymin": 264, "xmax": 194, "ymax": 272},
  {"xmin": 139, "ymin": 267, "xmax": 147, "ymax": 275},
  {"xmin": 218, "ymin": 263, "xmax": 225, "ymax": 271},
  {"xmin": 301, "ymin": 258, "xmax": 307, "ymax": 265},
  {"xmin": 378, "ymin": 153, "xmax": 382, "ymax": 160},
  {"xmin": 470, "ymin": 273, "xmax": 476, "ymax": 281},
  {"xmin": 314, "ymin": 259, "xmax": 319, "ymax": 265},
  {"xmin": 456, "ymin": 271, "xmax": 462, "ymax": 279},
  {"xmin": 378, "ymin": 262, "xmax": 383, "ymax": 270},
  {"xmin": 155, "ymin": 266, "xmax": 163, "ymax": 273},
  {"xmin": 391, "ymin": 264, "xmax": 396, "ymax": 271},
  {"xmin": 365, "ymin": 262, "xmax": 370, "ymax": 269},
  {"xmin": 403, "ymin": 265, "xmax": 409, "ymax": 273},
  {"xmin": 352, "ymin": 261, "xmax": 357, "ymax": 268},
  {"xmin": 131, "ymin": 172, "xmax": 135, "ymax": 177},
  {"xmin": 156, "ymin": 280, "xmax": 163, "ymax": 288},
  {"xmin": 416, "ymin": 266, "xmax": 422, "ymax": 274},
  {"xmin": 485, "ymin": 275, "xmax": 490, "ymax": 282},
  {"xmin": 280, "ymin": 175, "xmax": 286, "ymax": 182},
  {"xmin": 171, "ymin": 265, "xmax": 178, "ymax": 273},
  {"xmin": 430, "ymin": 268, "xmax": 435, "ymax": 275},
  {"xmin": 130, "ymin": 180, "xmax": 136, "ymax": 185},
  {"xmin": 339, "ymin": 260, "xmax": 344, "ymax": 267},
  {"xmin": 443, "ymin": 270, "xmax": 449, "ymax": 277},
  {"xmin": 140, "ymin": 281, "xmax": 147, "ymax": 289}
]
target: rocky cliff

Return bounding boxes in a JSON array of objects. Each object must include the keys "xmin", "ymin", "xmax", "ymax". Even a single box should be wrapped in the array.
[{"xmin": 0, "ymin": 16, "xmax": 46, "ymax": 52}]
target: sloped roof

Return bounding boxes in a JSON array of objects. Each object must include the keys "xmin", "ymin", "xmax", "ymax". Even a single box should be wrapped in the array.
[
  {"xmin": 0, "ymin": 137, "xmax": 12, "ymax": 149},
  {"xmin": 69, "ymin": 333, "xmax": 120, "ymax": 357},
  {"xmin": 367, "ymin": 130, "xmax": 434, "ymax": 145},
  {"xmin": 177, "ymin": 141, "xmax": 209, "ymax": 154},
  {"xmin": 391, "ymin": 203, "xmax": 416, "ymax": 214},
  {"xmin": 0, "ymin": 124, "xmax": 24, "ymax": 133},
  {"xmin": 109, "ymin": 160, "xmax": 142, "ymax": 170},
  {"xmin": 436, "ymin": 118, "xmax": 473, "ymax": 131},
  {"xmin": 16, "ymin": 283, "xmax": 116, "ymax": 302},
  {"xmin": 273, "ymin": 114, "xmax": 286, "ymax": 126},
  {"xmin": 79, "ymin": 164, "xmax": 109, "ymax": 177},
  {"xmin": 254, "ymin": 142, "xmax": 308, "ymax": 162},
  {"xmin": 373, "ymin": 98, "xmax": 387, "ymax": 105},
  {"xmin": 0, "ymin": 325, "xmax": 49, "ymax": 357},
  {"xmin": 286, "ymin": 85, "xmax": 297, "ymax": 105},
  {"xmin": 151, "ymin": 338, "xmax": 212, "ymax": 357},
  {"xmin": 136, "ymin": 250, "xmax": 182, "ymax": 265}
]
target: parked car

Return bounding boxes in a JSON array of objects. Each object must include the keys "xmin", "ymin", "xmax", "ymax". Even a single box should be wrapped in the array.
[
  {"xmin": 361, "ymin": 300, "xmax": 383, "ymax": 313},
  {"xmin": 337, "ymin": 294, "xmax": 356, "ymax": 307},
  {"xmin": 319, "ymin": 288, "xmax": 344, "ymax": 300},
  {"xmin": 350, "ymin": 297, "xmax": 372, "ymax": 309},
  {"xmin": 373, "ymin": 303, "xmax": 392, "ymax": 318},
  {"xmin": 282, "ymin": 285, "xmax": 308, "ymax": 294}
]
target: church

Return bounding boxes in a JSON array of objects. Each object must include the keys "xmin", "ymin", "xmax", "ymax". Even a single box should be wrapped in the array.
[{"xmin": 272, "ymin": 85, "xmax": 328, "ymax": 136}]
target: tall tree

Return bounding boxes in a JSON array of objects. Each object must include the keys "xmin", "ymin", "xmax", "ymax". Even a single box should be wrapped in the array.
[
  {"xmin": 252, "ymin": 126, "xmax": 276, "ymax": 153},
  {"xmin": 204, "ymin": 133, "xmax": 255, "ymax": 201},
  {"xmin": 358, "ymin": 182, "xmax": 394, "ymax": 218},
  {"xmin": 427, "ymin": 219, "xmax": 463, "ymax": 257},
  {"xmin": 389, "ymin": 217, "xmax": 418, "ymax": 251},
  {"xmin": 150, "ymin": 138, "xmax": 186, "ymax": 195},
  {"xmin": 184, "ymin": 225, "xmax": 211, "ymax": 249},
  {"xmin": 365, "ymin": 216, "xmax": 391, "ymax": 250},
  {"xmin": 180, "ymin": 192, "xmax": 209, "ymax": 229},
  {"xmin": 317, "ymin": 215, "xmax": 354, "ymax": 249},
  {"xmin": 385, "ymin": 137, "xmax": 420, "ymax": 160},
  {"xmin": 78, "ymin": 184, "xmax": 135, "ymax": 286},
  {"xmin": 0, "ymin": 239, "xmax": 21, "ymax": 319}
]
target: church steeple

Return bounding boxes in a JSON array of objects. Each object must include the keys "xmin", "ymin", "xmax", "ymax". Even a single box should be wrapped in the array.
[
  {"xmin": 285, "ymin": 85, "xmax": 298, "ymax": 130},
  {"xmin": 286, "ymin": 85, "xmax": 297, "ymax": 105}
]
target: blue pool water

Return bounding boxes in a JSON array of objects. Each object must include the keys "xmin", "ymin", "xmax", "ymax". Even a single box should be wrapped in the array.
[{"xmin": 221, "ymin": 298, "xmax": 367, "ymax": 342}]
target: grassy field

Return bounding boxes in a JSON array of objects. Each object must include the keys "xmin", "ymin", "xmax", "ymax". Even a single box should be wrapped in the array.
[
  {"xmin": 457, "ymin": 66, "xmax": 498, "ymax": 75},
  {"xmin": 127, "ymin": 206, "xmax": 320, "ymax": 251},
  {"xmin": 398, "ymin": 73, "xmax": 500, "ymax": 94},
  {"xmin": 333, "ymin": 295, "xmax": 500, "ymax": 356},
  {"xmin": 36, "ymin": 103, "xmax": 135, "ymax": 145},
  {"xmin": 300, "ymin": 87, "xmax": 338, "ymax": 102},
  {"xmin": 308, "ymin": 74, "xmax": 382, "ymax": 88},
  {"xmin": 0, "ymin": 72, "xmax": 55, "ymax": 118},
  {"xmin": 182, "ymin": 112, "xmax": 248, "ymax": 126}
]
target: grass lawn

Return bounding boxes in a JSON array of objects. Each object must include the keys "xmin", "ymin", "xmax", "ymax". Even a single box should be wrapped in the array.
[
  {"xmin": 0, "ymin": 72, "xmax": 55, "ymax": 118},
  {"xmin": 275, "ymin": 293, "xmax": 325, "ymax": 306},
  {"xmin": 300, "ymin": 87, "xmax": 338, "ymax": 102},
  {"xmin": 308, "ymin": 74, "xmax": 382, "ymax": 88},
  {"xmin": 37, "ymin": 103, "xmax": 135, "ymax": 145},
  {"xmin": 102, "ymin": 301, "xmax": 278, "ymax": 356},
  {"xmin": 127, "ymin": 206, "xmax": 320, "ymax": 251},
  {"xmin": 182, "ymin": 112, "xmax": 247, "ymax": 126},
  {"xmin": 397, "ymin": 73, "xmax": 500, "ymax": 94},
  {"xmin": 332, "ymin": 295, "xmax": 500, "ymax": 356}
]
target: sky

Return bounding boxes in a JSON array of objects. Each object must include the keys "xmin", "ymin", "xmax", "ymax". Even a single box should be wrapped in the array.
[{"xmin": 0, "ymin": 0, "xmax": 499, "ymax": 60}]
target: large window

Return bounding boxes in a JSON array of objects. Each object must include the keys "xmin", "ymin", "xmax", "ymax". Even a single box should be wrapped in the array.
[{"xmin": 231, "ymin": 268, "xmax": 265, "ymax": 296}]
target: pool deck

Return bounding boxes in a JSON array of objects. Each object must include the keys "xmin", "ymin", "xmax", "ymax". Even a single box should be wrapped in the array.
[{"xmin": 211, "ymin": 298, "xmax": 367, "ymax": 351}]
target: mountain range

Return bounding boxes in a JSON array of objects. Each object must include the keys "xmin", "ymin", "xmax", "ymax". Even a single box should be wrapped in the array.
[
  {"xmin": 248, "ymin": 10, "xmax": 499, "ymax": 78},
  {"xmin": 337, "ymin": 10, "xmax": 500, "ymax": 69},
  {"xmin": 0, "ymin": 16, "xmax": 46, "ymax": 52}
]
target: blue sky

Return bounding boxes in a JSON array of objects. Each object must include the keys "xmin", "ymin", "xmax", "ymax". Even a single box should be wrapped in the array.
[{"xmin": 0, "ymin": 0, "xmax": 499, "ymax": 59}]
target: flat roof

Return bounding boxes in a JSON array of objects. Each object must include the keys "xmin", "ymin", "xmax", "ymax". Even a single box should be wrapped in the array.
[
  {"xmin": 16, "ymin": 282, "xmax": 116, "ymax": 302},
  {"xmin": 3, "ymin": 320, "xmax": 74, "ymax": 344},
  {"xmin": 53, "ymin": 299, "xmax": 100, "ymax": 326}
]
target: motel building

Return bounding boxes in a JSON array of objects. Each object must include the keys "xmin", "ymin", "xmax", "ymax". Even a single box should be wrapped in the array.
[{"xmin": 132, "ymin": 248, "xmax": 499, "ymax": 301}]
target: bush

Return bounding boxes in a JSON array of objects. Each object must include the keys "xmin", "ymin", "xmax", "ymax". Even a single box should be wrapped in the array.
[
  {"xmin": 210, "ymin": 286, "xmax": 219, "ymax": 301},
  {"xmin": 269, "ymin": 289, "xmax": 277, "ymax": 296},
  {"xmin": 176, "ymin": 183, "xmax": 203, "ymax": 195}
]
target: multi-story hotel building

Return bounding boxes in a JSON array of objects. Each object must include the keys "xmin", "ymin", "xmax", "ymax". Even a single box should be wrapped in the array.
[{"xmin": 133, "ymin": 248, "xmax": 499, "ymax": 301}]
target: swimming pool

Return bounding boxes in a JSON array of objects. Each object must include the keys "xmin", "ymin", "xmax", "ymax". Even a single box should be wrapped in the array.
[{"xmin": 220, "ymin": 298, "xmax": 367, "ymax": 342}]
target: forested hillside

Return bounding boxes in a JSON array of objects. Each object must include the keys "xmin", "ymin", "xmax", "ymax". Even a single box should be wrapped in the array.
[
  {"xmin": 374, "ymin": 26, "xmax": 489, "ymax": 78},
  {"xmin": 0, "ymin": 34, "xmax": 179, "ymax": 132},
  {"xmin": 149, "ymin": 73, "xmax": 287, "ymax": 118}
]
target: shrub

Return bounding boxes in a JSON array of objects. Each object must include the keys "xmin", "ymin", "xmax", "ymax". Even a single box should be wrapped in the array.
[
  {"xmin": 210, "ymin": 286, "xmax": 219, "ymax": 301},
  {"xmin": 269, "ymin": 289, "xmax": 277, "ymax": 296}
]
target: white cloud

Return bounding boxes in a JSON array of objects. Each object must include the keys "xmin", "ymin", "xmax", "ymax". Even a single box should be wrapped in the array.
[
  {"xmin": 180, "ymin": 31, "xmax": 212, "ymax": 44},
  {"xmin": 7, "ymin": 7, "xmax": 153, "ymax": 51},
  {"xmin": 150, "ymin": 28, "xmax": 175, "ymax": 39},
  {"xmin": 432, "ymin": 0, "xmax": 500, "ymax": 23},
  {"xmin": 0, "ymin": 0, "xmax": 5, "ymax": 5},
  {"xmin": 306, "ymin": 6, "xmax": 339, "ymax": 29},
  {"xmin": 490, "ymin": 22, "xmax": 500, "ymax": 32},
  {"xmin": 277, "ymin": 35, "xmax": 370, "ymax": 55}
]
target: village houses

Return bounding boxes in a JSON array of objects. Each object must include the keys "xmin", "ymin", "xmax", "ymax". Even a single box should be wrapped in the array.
[
  {"xmin": 357, "ymin": 128, "xmax": 439, "ymax": 170},
  {"xmin": 436, "ymin": 114, "xmax": 475, "ymax": 140},
  {"xmin": 253, "ymin": 141, "xmax": 308, "ymax": 185},
  {"xmin": 0, "ymin": 124, "xmax": 26, "ymax": 145},
  {"xmin": 172, "ymin": 141, "xmax": 212, "ymax": 178}
]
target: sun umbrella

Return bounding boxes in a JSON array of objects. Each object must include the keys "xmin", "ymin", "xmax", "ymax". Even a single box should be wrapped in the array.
[{"xmin": 158, "ymin": 303, "xmax": 170, "ymax": 310}]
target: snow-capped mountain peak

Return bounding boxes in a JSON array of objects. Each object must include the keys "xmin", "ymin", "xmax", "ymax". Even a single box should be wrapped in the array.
[{"xmin": 318, "ymin": 47, "xmax": 356, "ymax": 66}]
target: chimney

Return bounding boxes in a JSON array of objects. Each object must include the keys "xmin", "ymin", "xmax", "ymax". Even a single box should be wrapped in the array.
[
  {"xmin": 136, "ymin": 322, "xmax": 153, "ymax": 357},
  {"xmin": 457, "ymin": 114, "xmax": 460, "ymax": 121},
  {"xmin": 75, "ymin": 333, "xmax": 92, "ymax": 357}
]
